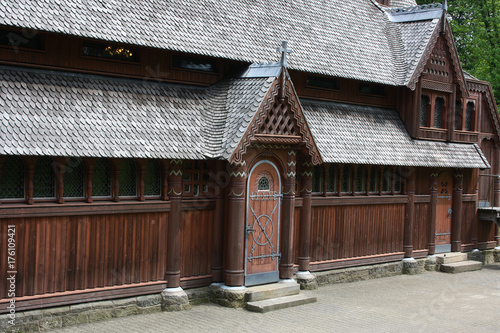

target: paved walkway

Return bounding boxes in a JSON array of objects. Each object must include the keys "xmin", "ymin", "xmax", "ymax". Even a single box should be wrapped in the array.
[{"xmin": 53, "ymin": 263, "xmax": 500, "ymax": 333}]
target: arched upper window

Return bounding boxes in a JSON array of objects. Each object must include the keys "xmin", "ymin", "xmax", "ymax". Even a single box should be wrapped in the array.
[
  {"xmin": 93, "ymin": 158, "xmax": 112, "ymax": 197},
  {"xmin": 433, "ymin": 97, "xmax": 445, "ymax": 129},
  {"xmin": 33, "ymin": 157, "xmax": 56, "ymax": 198},
  {"xmin": 0, "ymin": 156, "xmax": 24, "ymax": 199},
  {"xmin": 144, "ymin": 159, "xmax": 161, "ymax": 196},
  {"xmin": 312, "ymin": 165, "xmax": 322, "ymax": 193},
  {"xmin": 420, "ymin": 95, "xmax": 430, "ymax": 127},
  {"xmin": 465, "ymin": 101, "xmax": 475, "ymax": 131},
  {"xmin": 119, "ymin": 159, "xmax": 137, "ymax": 197},
  {"xmin": 63, "ymin": 157, "xmax": 84, "ymax": 198}
]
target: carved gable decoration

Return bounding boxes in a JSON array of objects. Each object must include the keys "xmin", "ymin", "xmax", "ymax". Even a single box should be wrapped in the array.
[
  {"xmin": 230, "ymin": 74, "xmax": 322, "ymax": 165},
  {"xmin": 422, "ymin": 37, "xmax": 453, "ymax": 84}
]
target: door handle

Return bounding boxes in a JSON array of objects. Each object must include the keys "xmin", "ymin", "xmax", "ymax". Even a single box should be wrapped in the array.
[{"xmin": 448, "ymin": 208, "xmax": 452, "ymax": 218}]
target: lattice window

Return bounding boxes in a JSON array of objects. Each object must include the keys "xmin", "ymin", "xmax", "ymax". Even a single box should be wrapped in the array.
[
  {"xmin": 434, "ymin": 97, "xmax": 445, "ymax": 128},
  {"xmin": 394, "ymin": 167, "xmax": 402, "ymax": 193},
  {"xmin": 63, "ymin": 157, "xmax": 84, "ymax": 198},
  {"xmin": 0, "ymin": 156, "xmax": 24, "ymax": 199},
  {"xmin": 382, "ymin": 166, "xmax": 393, "ymax": 193},
  {"xmin": 355, "ymin": 165, "xmax": 366, "ymax": 193},
  {"xmin": 327, "ymin": 164, "xmax": 337, "ymax": 193},
  {"xmin": 312, "ymin": 165, "xmax": 322, "ymax": 193},
  {"xmin": 33, "ymin": 157, "xmax": 55, "ymax": 198},
  {"xmin": 259, "ymin": 98, "xmax": 297, "ymax": 136},
  {"xmin": 93, "ymin": 158, "xmax": 112, "ymax": 197},
  {"xmin": 144, "ymin": 159, "xmax": 161, "ymax": 196},
  {"xmin": 341, "ymin": 165, "xmax": 352, "ymax": 193},
  {"xmin": 258, "ymin": 177, "xmax": 270, "ymax": 191},
  {"xmin": 183, "ymin": 160, "xmax": 210, "ymax": 197},
  {"xmin": 455, "ymin": 100, "xmax": 462, "ymax": 130},
  {"xmin": 369, "ymin": 166, "xmax": 379, "ymax": 193},
  {"xmin": 420, "ymin": 95, "xmax": 430, "ymax": 127},
  {"xmin": 119, "ymin": 159, "xmax": 137, "ymax": 197},
  {"xmin": 465, "ymin": 101, "xmax": 475, "ymax": 131}
]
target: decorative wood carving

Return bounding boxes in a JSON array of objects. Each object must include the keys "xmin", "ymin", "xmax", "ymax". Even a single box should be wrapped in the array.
[{"xmin": 230, "ymin": 72, "xmax": 322, "ymax": 165}]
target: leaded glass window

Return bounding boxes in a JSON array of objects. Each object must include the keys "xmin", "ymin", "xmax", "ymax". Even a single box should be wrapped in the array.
[
  {"xmin": 63, "ymin": 157, "xmax": 84, "ymax": 198},
  {"xmin": 465, "ymin": 101, "xmax": 475, "ymax": 131},
  {"xmin": 258, "ymin": 177, "xmax": 270, "ymax": 191},
  {"xmin": 382, "ymin": 166, "xmax": 393, "ymax": 193},
  {"xmin": 327, "ymin": 164, "xmax": 337, "ymax": 193},
  {"xmin": 93, "ymin": 158, "xmax": 111, "ymax": 197},
  {"xmin": 119, "ymin": 159, "xmax": 137, "ymax": 197},
  {"xmin": 420, "ymin": 95, "xmax": 430, "ymax": 127},
  {"xmin": 144, "ymin": 159, "xmax": 161, "ymax": 196},
  {"xmin": 434, "ymin": 97, "xmax": 444, "ymax": 128},
  {"xmin": 394, "ymin": 167, "xmax": 402, "ymax": 193},
  {"xmin": 355, "ymin": 165, "xmax": 366, "ymax": 193},
  {"xmin": 341, "ymin": 165, "xmax": 352, "ymax": 193},
  {"xmin": 369, "ymin": 166, "xmax": 379, "ymax": 193},
  {"xmin": 0, "ymin": 156, "xmax": 24, "ymax": 199},
  {"xmin": 455, "ymin": 100, "xmax": 462, "ymax": 130},
  {"xmin": 33, "ymin": 157, "xmax": 55, "ymax": 198},
  {"xmin": 312, "ymin": 165, "xmax": 322, "ymax": 193}
]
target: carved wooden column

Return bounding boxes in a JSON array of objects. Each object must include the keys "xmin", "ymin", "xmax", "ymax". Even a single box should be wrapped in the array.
[
  {"xmin": 451, "ymin": 169, "xmax": 464, "ymax": 252},
  {"xmin": 280, "ymin": 150, "xmax": 296, "ymax": 279},
  {"xmin": 403, "ymin": 168, "xmax": 416, "ymax": 258},
  {"xmin": 166, "ymin": 159, "xmax": 182, "ymax": 288},
  {"xmin": 211, "ymin": 160, "xmax": 225, "ymax": 282},
  {"xmin": 298, "ymin": 161, "xmax": 313, "ymax": 272},
  {"xmin": 472, "ymin": 169, "xmax": 479, "ymax": 249},
  {"xmin": 224, "ymin": 161, "xmax": 246, "ymax": 287},
  {"xmin": 427, "ymin": 169, "xmax": 438, "ymax": 255}
]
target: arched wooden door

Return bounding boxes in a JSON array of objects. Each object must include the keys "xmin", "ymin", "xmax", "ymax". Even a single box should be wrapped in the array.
[
  {"xmin": 245, "ymin": 160, "xmax": 282, "ymax": 286},
  {"xmin": 436, "ymin": 170, "xmax": 453, "ymax": 253}
]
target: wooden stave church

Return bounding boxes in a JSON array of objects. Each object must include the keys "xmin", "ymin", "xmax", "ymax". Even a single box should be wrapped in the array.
[{"xmin": 0, "ymin": 0, "xmax": 498, "ymax": 312}]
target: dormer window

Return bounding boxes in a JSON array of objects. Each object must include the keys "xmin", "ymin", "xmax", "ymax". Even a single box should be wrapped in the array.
[
  {"xmin": 0, "ymin": 28, "xmax": 43, "ymax": 50},
  {"xmin": 306, "ymin": 75, "xmax": 339, "ymax": 90},
  {"xmin": 420, "ymin": 91, "xmax": 447, "ymax": 129},
  {"xmin": 172, "ymin": 54, "xmax": 216, "ymax": 72},
  {"xmin": 82, "ymin": 41, "xmax": 139, "ymax": 62},
  {"xmin": 358, "ymin": 83, "xmax": 386, "ymax": 97}
]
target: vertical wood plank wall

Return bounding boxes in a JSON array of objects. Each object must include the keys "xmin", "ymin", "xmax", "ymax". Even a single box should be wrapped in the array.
[
  {"xmin": 0, "ymin": 212, "xmax": 171, "ymax": 299},
  {"xmin": 306, "ymin": 203, "xmax": 405, "ymax": 263},
  {"xmin": 461, "ymin": 201, "xmax": 476, "ymax": 245},
  {"xmin": 413, "ymin": 202, "xmax": 430, "ymax": 251}
]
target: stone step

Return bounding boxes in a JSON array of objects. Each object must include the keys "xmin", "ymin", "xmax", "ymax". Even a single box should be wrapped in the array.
[
  {"xmin": 245, "ymin": 282, "xmax": 300, "ymax": 302},
  {"xmin": 436, "ymin": 252, "xmax": 468, "ymax": 265},
  {"xmin": 440, "ymin": 261, "xmax": 483, "ymax": 274},
  {"xmin": 246, "ymin": 294, "xmax": 317, "ymax": 313}
]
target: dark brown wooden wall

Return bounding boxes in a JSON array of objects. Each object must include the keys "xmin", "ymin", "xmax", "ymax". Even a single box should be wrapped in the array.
[
  {"xmin": 413, "ymin": 201, "xmax": 430, "ymax": 251},
  {"xmin": 0, "ymin": 212, "xmax": 169, "ymax": 299},
  {"xmin": 306, "ymin": 203, "xmax": 405, "ymax": 262}
]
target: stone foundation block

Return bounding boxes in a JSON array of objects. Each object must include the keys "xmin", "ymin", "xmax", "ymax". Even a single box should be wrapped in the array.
[
  {"xmin": 495, "ymin": 248, "xmax": 500, "ymax": 262},
  {"xmin": 295, "ymin": 271, "xmax": 318, "ymax": 290},
  {"xmin": 161, "ymin": 287, "xmax": 190, "ymax": 311},
  {"xmin": 424, "ymin": 255, "xmax": 437, "ymax": 271},
  {"xmin": 210, "ymin": 284, "xmax": 246, "ymax": 308},
  {"xmin": 402, "ymin": 258, "xmax": 418, "ymax": 275}
]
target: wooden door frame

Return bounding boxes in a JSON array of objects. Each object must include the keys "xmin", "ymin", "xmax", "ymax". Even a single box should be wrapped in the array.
[{"xmin": 244, "ymin": 159, "xmax": 282, "ymax": 286}]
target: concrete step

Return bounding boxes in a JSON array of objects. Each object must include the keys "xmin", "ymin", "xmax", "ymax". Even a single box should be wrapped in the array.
[
  {"xmin": 245, "ymin": 282, "xmax": 300, "ymax": 302},
  {"xmin": 440, "ymin": 261, "xmax": 483, "ymax": 274},
  {"xmin": 436, "ymin": 252, "xmax": 468, "ymax": 265},
  {"xmin": 246, "ymin": 294, "xmax": 317, "ymax": 313}
]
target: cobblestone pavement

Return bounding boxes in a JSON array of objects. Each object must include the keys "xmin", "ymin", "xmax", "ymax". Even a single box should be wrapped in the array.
[{"xmin": 53, "ymin": 264, "xmax": 500, "ymax": 333}]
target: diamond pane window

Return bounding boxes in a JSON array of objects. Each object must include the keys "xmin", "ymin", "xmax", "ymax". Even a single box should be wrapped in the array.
[
  {"xmin": 258, "ymin": 177, "xmax": 270, "ymax": 191},
  {"xmin": 341, "ymin": 165, "xmax": 352, "ymax": 193},
  {"xmin": 327, "ymin": 164, "xmax": 337, "ymax": 193},
  {"xmin": 420, "ymin": 95, "xmax": 430, "ymax": 127},
  {"xmin": 465, "ymin": 101, "xmax": 475, "ymax": 131},
  {"xmin": 312, "ymin": 165, "xmax": 322, "ymax": 193},
  {"xmin": 144, "ymin": 159, "xmax": 161, "ymax": 196},
  {"xmin": 434, "ymin": 97, "xmax": 444, "ymax": 128},
  {"xmin": 93, "ymin": 158, "xmax": 111, "ymax": 197},
  {"xmin": 369, "ymin": 166, "xmax": 379, "ymax": 193},
  {"xmin": 0, "ymin": 156, "xmax": 24, "ymax": 199},
  {"xmin": 382, "ymin": 166, "xmax": 392, "ymax": 193},
  {"xmin": 355, "ymin": 166, "xmax": 366, "ymax": 193},
  {"xmin": 33, "ymin": 157, "xmax": 55, "ymax": 198},
  {"xmin": 119, "ymin": 159, "xmax": 136, "ymax": 197},
  {"xmin": 63, "ymin": 157, "xmax": 84, "ymax": 198}
]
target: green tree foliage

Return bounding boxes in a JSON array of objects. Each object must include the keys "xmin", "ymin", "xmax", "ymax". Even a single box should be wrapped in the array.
[{"xmin": 416, "ymin": 0, "xmax": 500, "ymax": 106}]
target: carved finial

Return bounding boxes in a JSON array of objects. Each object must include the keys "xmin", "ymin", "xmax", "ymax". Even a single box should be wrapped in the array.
[{"xmin": 276, "ymin": 41, "xmax": 292, "ymax": 68}]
